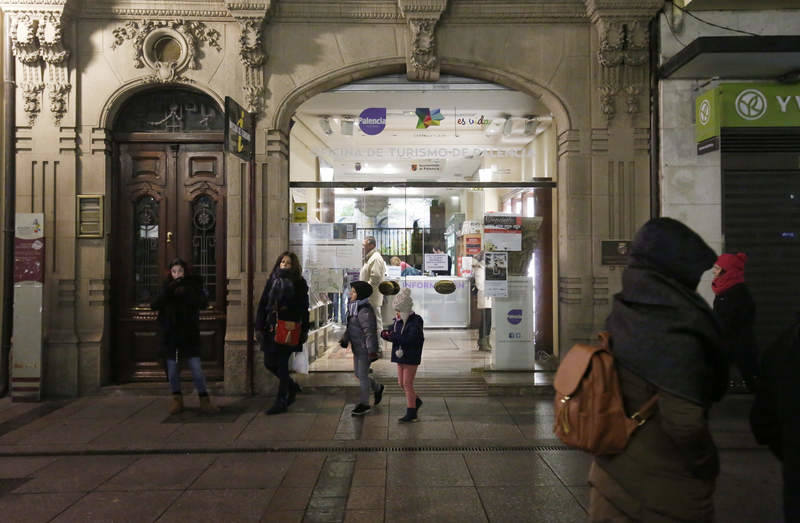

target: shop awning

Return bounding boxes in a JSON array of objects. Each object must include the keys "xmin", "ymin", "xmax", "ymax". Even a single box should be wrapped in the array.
[{"xmin": 659, "ymin": 36, "xmax": 800, "ymax": 80}]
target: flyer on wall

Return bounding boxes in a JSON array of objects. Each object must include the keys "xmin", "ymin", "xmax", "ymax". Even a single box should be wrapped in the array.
[
  {"xmin": 484, "ymin": 251, "xmax": 508, "ymax": 298},
  {"xmin": 483, "ymin": 213, "xmax": 522, "ymax": 251}
]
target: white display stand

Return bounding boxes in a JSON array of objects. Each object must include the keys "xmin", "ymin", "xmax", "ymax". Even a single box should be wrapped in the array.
[
  {"xmin": 398, "ymin": 276, "xmax": 470, "ymax": 328},
  {"xmin": 490, "ymin": 276, "xmax": 535, "ymax": 370}
]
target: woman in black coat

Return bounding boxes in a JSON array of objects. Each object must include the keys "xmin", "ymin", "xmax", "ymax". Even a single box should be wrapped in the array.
[
  {"xmin": 256, "ymin": 251, "xmax": 310, "ymax": 415},
  {"xmin": 712, "ymin": 252, "xmax": 759, "ymax": 392},
  {"xmin": 150, "ymin": 258, "xmax": 217, "ymax": 415}
]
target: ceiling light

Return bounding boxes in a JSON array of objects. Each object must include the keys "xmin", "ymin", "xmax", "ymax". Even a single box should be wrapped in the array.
[
  {"xmin": 341, "ymin": 117, "xmax": 354, "ymax": 136},
  {"xmin": 319, "ymin": 116, "xmax": 333, "ymax": 135},
  {"xmin": 502, "ymin": 118, "xmax": 514, "ymax": 137},
  {"xmin": 479, "ymin": 168, "xmax": 494, "ymax": 182},
  {"xmin": 319, "ymin": 167, "xmax": 334, "ymax": 181},
  {"xmin": 524, "ymin": 118, "xmax": 539, "ymax": 135}
]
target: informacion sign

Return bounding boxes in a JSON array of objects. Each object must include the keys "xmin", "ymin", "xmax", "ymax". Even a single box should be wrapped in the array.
[
  {"xmin": 225, "ymin": 96, "xmax": 254, "ymax": 161},
  {"xmin": 484, "ymin": 251, "xmax": 508, "ymax": 298},
  {"xmin": 484, "ymin": 214, "xmax": 522, "ymax": 252}
]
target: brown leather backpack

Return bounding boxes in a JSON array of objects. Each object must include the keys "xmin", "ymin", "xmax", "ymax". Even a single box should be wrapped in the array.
[{"xmin": 553, "ymin": 332, "xmax": 659, "ymax": 455}]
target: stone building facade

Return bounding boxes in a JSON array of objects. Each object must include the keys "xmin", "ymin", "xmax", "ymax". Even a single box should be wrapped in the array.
[{"xmin": 0, "ymin": 0, "xmax": 664, "ymax": 396}]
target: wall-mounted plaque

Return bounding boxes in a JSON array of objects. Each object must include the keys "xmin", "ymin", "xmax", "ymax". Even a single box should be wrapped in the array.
[
  {"xmin": 77, "ymin": 195, "xmax": 104, "ymax": 238},
  {"xmin": 601, "ymin": 240, "xmax": 631, "ymax": 266}
]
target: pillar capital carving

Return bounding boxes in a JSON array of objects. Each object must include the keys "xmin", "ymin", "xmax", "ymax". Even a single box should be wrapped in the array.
[
  {"xmin": 8, "ymin": 7, "xmax": 71, "ymax": 126},
  {"xmin": 585, "ymin": 0, "xmax": 662, "ymax": 121},
  {"xmin": 398, "ymin": 0, "xmax": 446, "ymax": 81},
  {"xmin": 226, "ymin": 2, "xmax": 271, "ymax": 114}
]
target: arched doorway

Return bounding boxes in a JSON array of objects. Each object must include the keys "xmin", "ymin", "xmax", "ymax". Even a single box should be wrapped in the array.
[
  {"xmin": 112, "ymin": 88, "xmax": 227, "ymax": 382},
  {"xmin": 285, "ymin": 74, "xmax": 557, "ymax": 376}
]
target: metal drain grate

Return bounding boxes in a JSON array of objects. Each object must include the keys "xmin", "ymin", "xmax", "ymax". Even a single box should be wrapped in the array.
[{"xmin": 0, "ymin": 444, "xmax": 574, "ymax": 458}]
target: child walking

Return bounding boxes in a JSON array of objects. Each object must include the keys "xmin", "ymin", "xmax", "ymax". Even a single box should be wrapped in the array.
[
  {"xmin": 151, "ymin": 258, "xmax": 218, "ymax": 415},
  {"xmin": 340, "ymin": 281, "xmax": 384, "ymax": 416},
  {"xmin": 382, "ymin": 288, "xmax": 424, "ymax": 422}
]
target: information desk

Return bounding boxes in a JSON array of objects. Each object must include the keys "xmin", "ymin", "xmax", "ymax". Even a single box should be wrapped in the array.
[{"xmin": 394, "ymin": 276, "xmax": 470, "ymax": 328}]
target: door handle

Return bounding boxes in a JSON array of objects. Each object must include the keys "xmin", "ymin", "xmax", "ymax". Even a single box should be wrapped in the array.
[{"xmin": 167, "ymin": 231, "xmax": 173, "ymax": 243}]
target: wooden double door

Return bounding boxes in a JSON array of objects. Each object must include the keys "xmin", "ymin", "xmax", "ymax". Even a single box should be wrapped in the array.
[{"xmin": 114, "ymin": 142, "xmax": 226, "ymax": 382}]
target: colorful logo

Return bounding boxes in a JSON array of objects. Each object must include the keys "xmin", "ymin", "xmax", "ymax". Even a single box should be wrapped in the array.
[
  {"xmin": 416, "ymin": 108, "xmax": 444, "ymax": 129},
  {"xmin": 507, "ymin": 309, "xmax": 523, "ymax": 325},
  {"xmin": 358, "ymin": 108, "xmax": 387, "ymax": 135}
]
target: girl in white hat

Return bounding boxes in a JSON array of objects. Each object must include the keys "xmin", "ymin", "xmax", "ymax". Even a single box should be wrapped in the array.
[{"xmin": 381, "ymin": 287, "xmax": 425, "ymax": 422}]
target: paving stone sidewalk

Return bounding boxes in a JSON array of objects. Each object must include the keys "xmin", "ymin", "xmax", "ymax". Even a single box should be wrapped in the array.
[{"xmin": 0, "ymin": 392, "xmax": 784, "ymax": 522}]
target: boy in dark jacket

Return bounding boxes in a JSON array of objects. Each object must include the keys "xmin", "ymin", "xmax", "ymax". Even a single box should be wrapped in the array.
[
  {"xmin": 340, "ymin": 281, "xmax": 384, "ymax": 416},
  {"xmin": 150, "ymin": 258, "xmax": 218, "ymax": 415}
]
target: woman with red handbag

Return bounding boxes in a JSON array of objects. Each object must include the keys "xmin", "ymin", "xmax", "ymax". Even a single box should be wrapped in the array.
[{"xmin": 256, "ymin": 251, "xmax": 310, "ymax": 415}]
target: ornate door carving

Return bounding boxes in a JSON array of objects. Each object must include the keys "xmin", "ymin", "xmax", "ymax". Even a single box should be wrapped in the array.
[{"xmin": 115, "ymin": 142, "xmax": 226, "ymax": 382}]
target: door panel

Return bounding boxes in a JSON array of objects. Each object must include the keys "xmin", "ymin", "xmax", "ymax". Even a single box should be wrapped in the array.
[{"xmin": 115, "ymin": 142, "xmax": 225, "ymax": 382}]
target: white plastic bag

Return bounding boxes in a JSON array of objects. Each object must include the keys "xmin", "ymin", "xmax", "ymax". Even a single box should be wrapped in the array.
[{"xmin": 291, "ymin": 346, "xmax": 309, "ymax": 374}]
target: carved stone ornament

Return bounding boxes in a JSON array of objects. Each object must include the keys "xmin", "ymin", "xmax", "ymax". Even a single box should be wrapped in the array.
[
  {"xmin": 10, "ymin": 12, "xmax": 71, "ymax": 125},
  {"xmin": 398, "ymin": 0, "xmax": 446, "ymax": 82},
  {"xmin": 409, "ymin": 19, "xmax": 437, "ymax": 71},
  {"xmin": 586, "ymin": 1, "xmax": 663, "ymax": 122},
  {"xmin": 111, "ymin": 19, "xmax": 221, "ymax": 84}
]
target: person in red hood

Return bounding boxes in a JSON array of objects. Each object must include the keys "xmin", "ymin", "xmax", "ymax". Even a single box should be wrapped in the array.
[{"xmin": 712, "ymin": 252, "xmax": 759, "ymax": 392}]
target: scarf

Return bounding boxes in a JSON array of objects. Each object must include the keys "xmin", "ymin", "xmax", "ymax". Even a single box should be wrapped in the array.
[
  {"xmin": 712, "ymin": 253, "xmax": 747, "ymax": 295},
  {"xmin": 267, "ymin": 269, "xmax": 295, "ymax": 309}
]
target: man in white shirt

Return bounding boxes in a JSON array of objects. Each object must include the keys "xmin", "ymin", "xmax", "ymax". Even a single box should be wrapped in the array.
[{"xmin": 360, "ymin": 236, "xmax": 387, "ymax": 324}]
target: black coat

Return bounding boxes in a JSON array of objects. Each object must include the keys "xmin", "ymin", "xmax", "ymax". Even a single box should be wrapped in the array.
[
  {"xmin": 255, "ymin": 275, "xmax": 310, "ymax": 353},
  {"xmin": 387, "ymin": 314, "xmax": 424, "ymax": 365},
  {"xmin": 750, "ymin": 318, "xmax": 800, "ymax": 521},
  {"xmin": 713, "ymin": 282, "xmax": 759, "ymax": 376},
  {"xmin": 150, "ymin": 275, "xmax": 208, "ymax": 359}
]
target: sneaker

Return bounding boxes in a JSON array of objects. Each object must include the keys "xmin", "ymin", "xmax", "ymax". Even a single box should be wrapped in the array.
[
  {"xmin": 374, "ymin": 384, "xmax": 385, "ymax": 405},
  {"xmin": 351, "ymin": 403, "xmax": 371, "ymax": 416}
]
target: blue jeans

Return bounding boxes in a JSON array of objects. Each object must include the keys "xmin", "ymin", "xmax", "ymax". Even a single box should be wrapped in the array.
[{"xmin": 166, "ymin": 356, "xmax": 208, "ymax": 395}]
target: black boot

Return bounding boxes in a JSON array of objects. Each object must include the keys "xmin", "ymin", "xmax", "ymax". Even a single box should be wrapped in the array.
[
  {"xmin": 266, "ymin": 394, "xmax": 288, "ymax": 415},
  {"xmin": 416, "ymin": 396, "xmax": 423, "ymax": 410},
  {"xmin": 288, "ymin": 380, "xmax": 302, "ymax": 405},
  {"xmin": 399, "ymin": 407, "xmax": 418, "ymax": 423}
]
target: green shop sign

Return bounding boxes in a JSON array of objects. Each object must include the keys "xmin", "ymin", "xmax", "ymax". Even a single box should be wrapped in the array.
[{"xmin": 695, "ymin": 83, "xmax": 800, "ymax": 154}]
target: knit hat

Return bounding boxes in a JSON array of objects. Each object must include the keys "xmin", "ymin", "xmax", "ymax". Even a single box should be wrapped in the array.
[
  {"xmin": 716, "ymin": 252, "xmax": 747, "ymax": 274},
  {"xmin": 712, "ymin": 252, "xmax": 747, "ymax": 295},
  {"xmin": 393, "ymin": 287, "xmax": 413, "ymax": 313},
  {"xmin": 628, "ymin": 217, "xmax": 717, "ymax": 290},
  {"xmin": 350, "ymin": 280, "xmax": 373, "ymax": 300}
]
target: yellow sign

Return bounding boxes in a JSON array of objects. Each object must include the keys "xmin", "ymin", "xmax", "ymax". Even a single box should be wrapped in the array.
[{"xmin": 292, "ymin": 203, "xmax": 308, "ymax": 223}]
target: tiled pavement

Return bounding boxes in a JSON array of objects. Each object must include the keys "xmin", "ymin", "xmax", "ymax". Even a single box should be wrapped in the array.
[{"xmin": 0, "ymin": 391, "xmax": 785, "ymax": 522}]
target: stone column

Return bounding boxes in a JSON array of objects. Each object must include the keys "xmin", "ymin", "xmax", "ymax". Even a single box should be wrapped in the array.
[
  {"xmin": 584, "ymin": 0, "xmax": 663, "ymax": 336},
  {"xmin": 8, "ymin": 2, "xmax": 83, "ymax": 396},
  {"xmin": 224, "ymin": 1, "xmax": 271, "ymax": 395}
]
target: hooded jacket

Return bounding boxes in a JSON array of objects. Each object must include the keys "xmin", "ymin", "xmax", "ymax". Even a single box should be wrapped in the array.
[
  {"xmin": 590, "ymin": 217, "xmax": 727, "ymax": 522},
  {"xmin": 342, "ymin": 299, "xmax": 378, "ymax": 356}
]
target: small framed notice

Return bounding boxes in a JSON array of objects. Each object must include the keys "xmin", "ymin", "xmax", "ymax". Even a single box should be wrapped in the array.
[{"xmin": 76, "ymin": 195, "xmax": 104, "ymax": 238}]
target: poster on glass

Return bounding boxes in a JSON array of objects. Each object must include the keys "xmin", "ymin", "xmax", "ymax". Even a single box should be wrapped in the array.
[{"xmin": 484, "ymin": 251, "xmax": 508, "ymax": 298}]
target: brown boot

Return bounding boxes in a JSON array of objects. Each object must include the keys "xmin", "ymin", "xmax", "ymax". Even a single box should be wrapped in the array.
[
  {"xmin": 199, "ymin": 394, "xmax": 219, "ymax": 414},
  {"xmin": 169, "ymin": 394, "xmax": 183, "ymax": 415}
]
